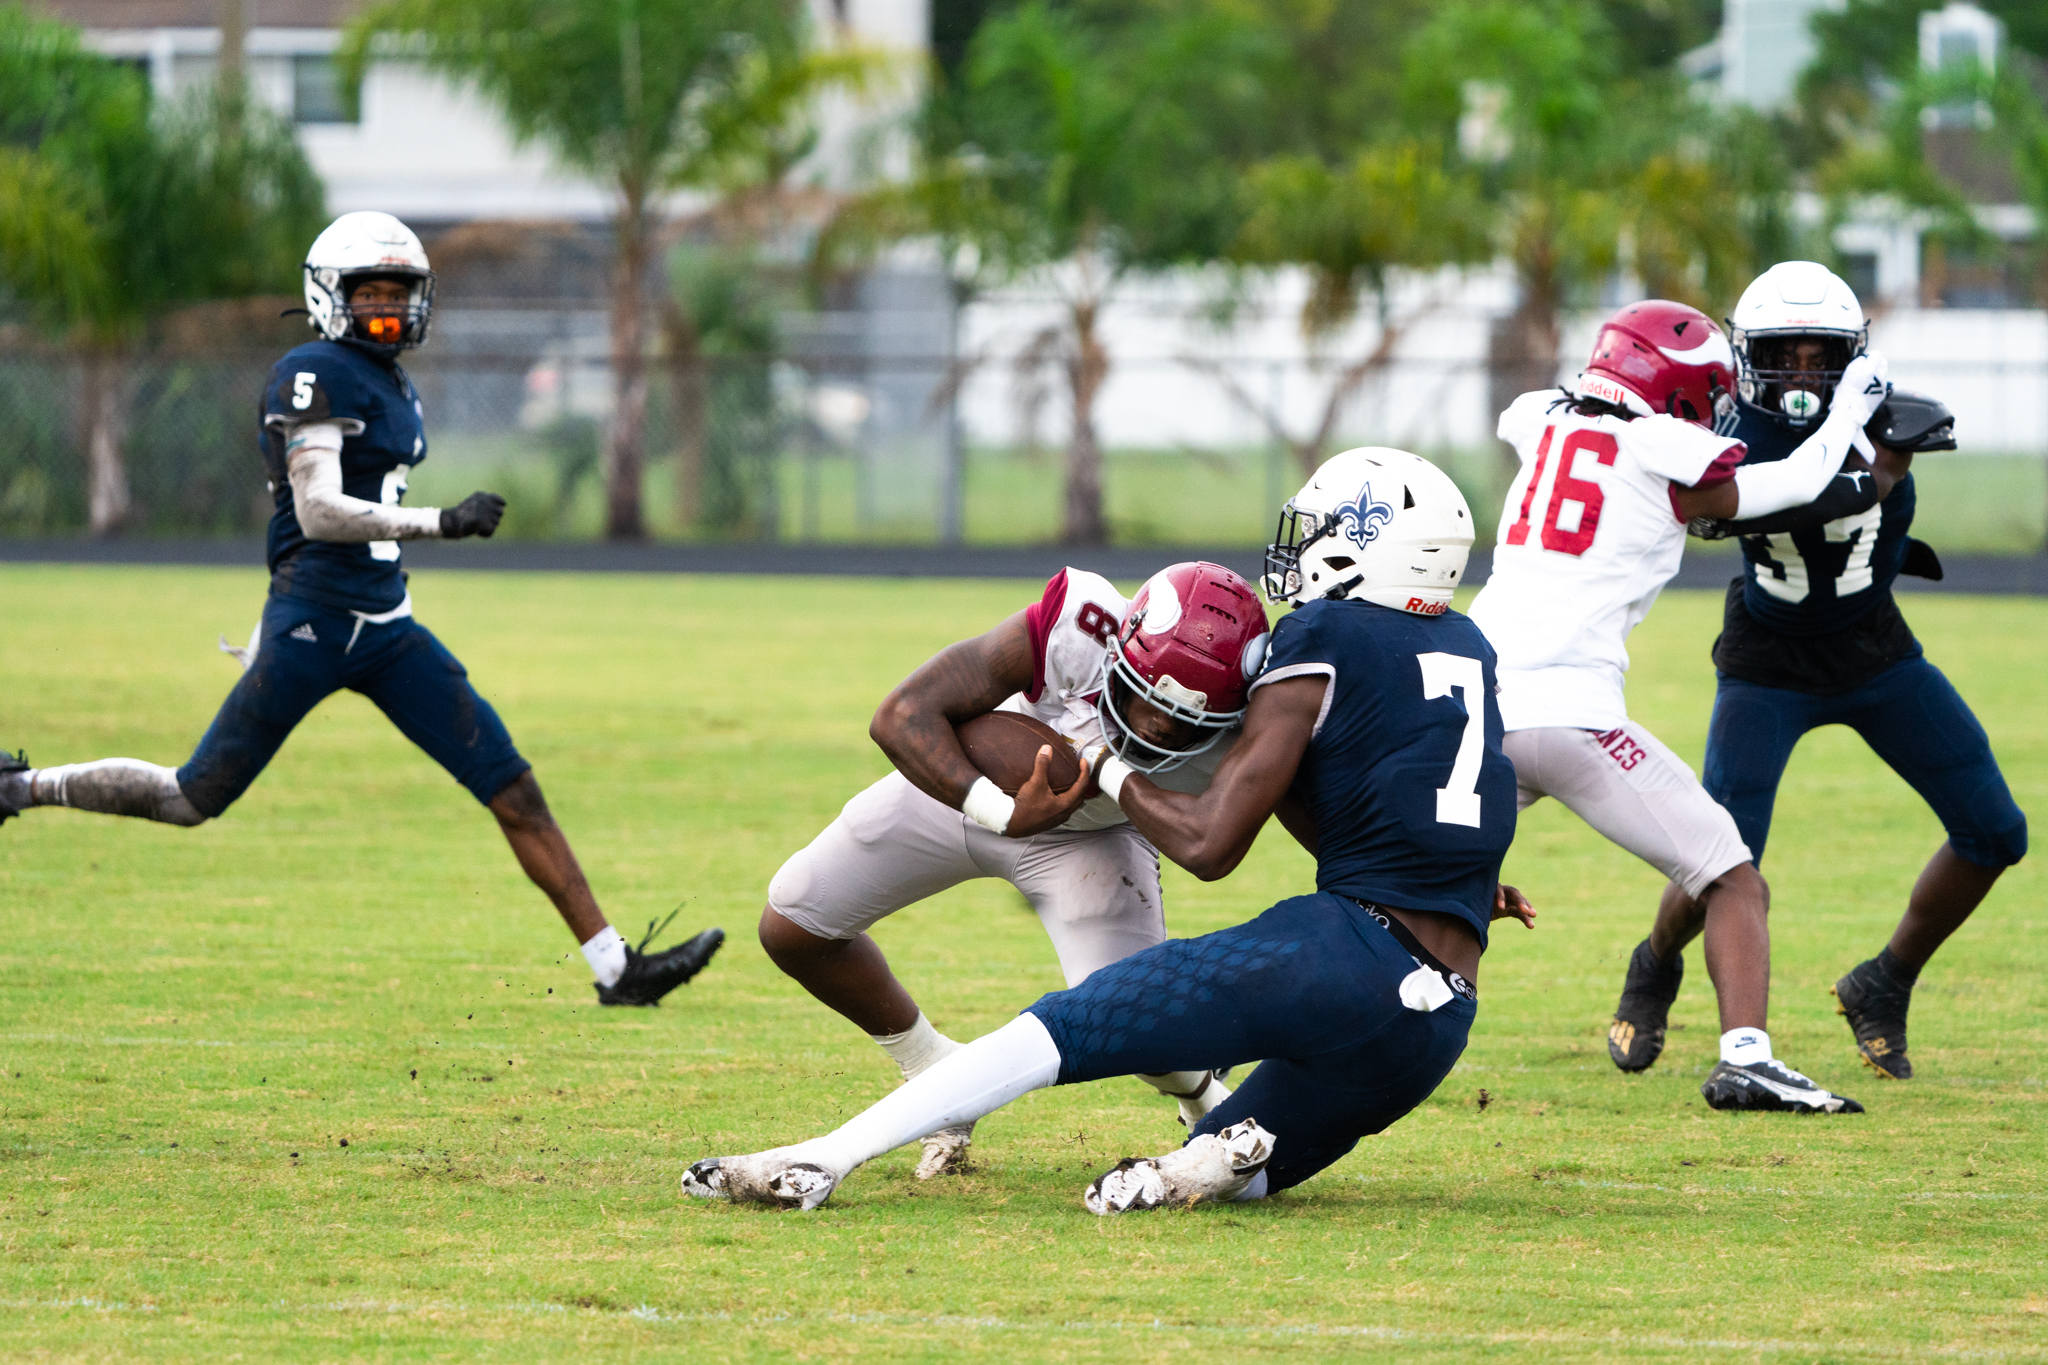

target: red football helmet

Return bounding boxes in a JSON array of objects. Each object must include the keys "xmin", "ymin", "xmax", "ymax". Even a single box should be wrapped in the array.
[
  {"xmin": 1096, "ymin": 562, "xmax": 1270, "ymax": 773},
  {"xmin": 1574, "ymin": 300, "xmax": 1735, "ymax": 429}
]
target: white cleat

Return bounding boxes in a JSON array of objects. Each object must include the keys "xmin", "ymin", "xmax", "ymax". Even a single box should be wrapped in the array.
[
  {"xmin": 914, "ymin": 1122, "xmax": 974, "ymax": 1180},
  {"xmin": 1083, "ymin": 1118, "xmax": 1276, "ymax": 1216},
  {"xmin": 680, "ymin": 1152, "xmax": 840, "ymax": 1211}
]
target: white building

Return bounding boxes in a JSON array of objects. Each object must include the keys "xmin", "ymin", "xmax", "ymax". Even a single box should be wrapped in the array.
[{"xmin": 53, "ymin": 0, "xmax": 926, "ymax": 221}]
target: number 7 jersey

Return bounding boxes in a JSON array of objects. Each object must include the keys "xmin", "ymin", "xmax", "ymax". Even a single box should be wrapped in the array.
[
  {"xmin": 1255, "ymin": 597, "xmax": 1516, "ymax": 945},
  {"xmin": 1468, "ymin": 390, "xmax": 1743, "ymax": 732}
]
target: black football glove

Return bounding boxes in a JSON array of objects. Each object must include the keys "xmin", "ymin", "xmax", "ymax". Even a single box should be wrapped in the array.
[{"xmin": 440, "ymin": 491, "xmax": 506, "ymax": 539}]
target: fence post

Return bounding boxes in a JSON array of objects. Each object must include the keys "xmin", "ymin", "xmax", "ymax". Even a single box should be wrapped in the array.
[
  {"xmin": 940, "ymin": 296, "xmax": 964, "ymax": 545},
  {"xmin": 1264, "ymin": 360, "xmax": 1286, "ymax": 530}
]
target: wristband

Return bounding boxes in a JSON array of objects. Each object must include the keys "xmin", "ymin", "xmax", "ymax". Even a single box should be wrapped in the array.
[
  {"xmin": 1096, "ymin": 754, "xmax": 1135, "ymax": 806},
  {"xmin": 962, "ymin": 776, "xmax": 1015, "ymax": 835}
]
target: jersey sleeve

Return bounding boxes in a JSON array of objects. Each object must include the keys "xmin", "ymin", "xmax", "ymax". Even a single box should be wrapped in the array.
[
  {"xmin": 1496, "ymin": 390, "xmax": 1557, "ymax": 457},
  {"xmin": 263, "ymin": 352, "xmax": 367, "ymax": 435},
  {"xmin": 1023, "ymin": 568, "xmax": 1125, "ymax": 703},
  {"xmin": 1248, "ymin": 607, "xmax": 1338, "ymax": 737},
  {"xmin": 1630, "ymin": 414, "xmax": 1743, "ymax": 487}
]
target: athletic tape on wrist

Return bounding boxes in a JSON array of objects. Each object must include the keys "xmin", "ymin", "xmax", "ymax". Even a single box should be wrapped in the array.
[
  {"xmin": 962, "ymin": 776, "xmax": 1015, "ymax": 835},
  {"xmin": 1097, "ymin": 755, "xmax": 1134, "ymax": 806}
]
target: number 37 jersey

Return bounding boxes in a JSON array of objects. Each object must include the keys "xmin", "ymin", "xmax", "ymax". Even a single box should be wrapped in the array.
[
  {"xmin": 1468, "ymin": 390, "xmax": 1743, "ymax": 732},
  {"xmin": 1253, "ymin": 598, "xmax": 1516, "ymax": 945}
]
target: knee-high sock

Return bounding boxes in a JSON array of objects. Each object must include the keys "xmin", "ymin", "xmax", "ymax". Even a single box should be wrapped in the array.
[
  {"xmin": 31, "ymin": 759, "xmax": 207, "ymax": 826},
  {"xmin": 785, "ymin": 1013, "xmax": 1063, "ymax": 1177}
]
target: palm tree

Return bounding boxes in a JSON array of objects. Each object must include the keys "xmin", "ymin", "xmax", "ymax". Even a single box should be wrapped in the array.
[
  {"xmin": 344, "ymin": 0, "xmax": 869, "ymax": 541},
  {"xmin": 0, "ymin": 3, "xmax": 325, "ymax": 533}
]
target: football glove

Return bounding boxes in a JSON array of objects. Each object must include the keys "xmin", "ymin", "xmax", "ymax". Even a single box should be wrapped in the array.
[{"xmin": 440, "ymin": 492, "xmax": 506, "ymax": 539}]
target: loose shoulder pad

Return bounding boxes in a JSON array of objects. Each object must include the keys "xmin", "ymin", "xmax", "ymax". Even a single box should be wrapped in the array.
[{"xmin": 1865, "ymin": 390, "xmax": 1955, "ymax": 453}]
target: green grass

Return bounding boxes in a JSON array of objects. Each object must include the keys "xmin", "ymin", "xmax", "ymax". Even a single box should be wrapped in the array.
[{"xmin": 2, "ymin": 566, "xmax": 2044, "ymax": 1362}]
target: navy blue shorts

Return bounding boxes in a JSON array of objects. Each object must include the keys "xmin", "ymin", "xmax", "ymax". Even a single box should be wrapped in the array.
[
  {"xmin": 1026, "ymin": 892, "xmax": 1476, "ymax": 1194},
  {"xmin": 1703, "ymin": 657, "xmax": 2026, "ymax": 870},
  {"xmin": 176, "ymin": 594, "xmax": 530, "ymax": 818}
]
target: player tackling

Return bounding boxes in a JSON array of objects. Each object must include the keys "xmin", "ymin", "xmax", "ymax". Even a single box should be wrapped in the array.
[
  {"xmin": 0, "ymin": 212, "xmax": 721, "ymax": 1006},
  {"xmin": 759, "ymin": 561, "xmax": 1270, "ymax": 1175},
  {"xmin": 685, "ymin": 448, "xmax": 1532, "ymax": 1213},
  {"xmin": 1470, "ymin": 298, "xmax": 1875, "ymax": 1112}
]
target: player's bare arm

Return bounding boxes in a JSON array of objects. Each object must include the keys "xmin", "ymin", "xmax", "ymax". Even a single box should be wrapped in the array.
[
  {"xmin": 1106, "ymin": 674, "xmax": 1325, "ymax": 882},
  {"xmin": 870, "ymin": 610, "xmax": 1037, "ymax": 807}
]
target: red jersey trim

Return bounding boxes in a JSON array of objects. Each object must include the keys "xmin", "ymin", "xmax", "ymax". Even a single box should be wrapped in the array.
[
  {"xmin": 1022, "ymin": 570, "xmax": 1069, "ymax": 703},
  {"xmin": 1668, "ymin": 441, "xmax": 1745, "ymax": 523}
]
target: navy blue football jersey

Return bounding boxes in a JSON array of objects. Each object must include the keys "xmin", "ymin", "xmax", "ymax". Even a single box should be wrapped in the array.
[
  {"xmin": 259, "ymin": 339, "xmax": 428, "ymax": 614},
  {"xmin": 1720, "ymin": 402, "xmax": 1915, "ymax": 636},
  {"xmin": 1259, "ymin": 598, "xmax": 1518, "ymax": 944}
]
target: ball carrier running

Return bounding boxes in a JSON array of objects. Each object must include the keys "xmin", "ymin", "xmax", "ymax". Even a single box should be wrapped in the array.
[{"xmin": 759, "ymin": 562, "xmax": 1271, "ymax": 1176}]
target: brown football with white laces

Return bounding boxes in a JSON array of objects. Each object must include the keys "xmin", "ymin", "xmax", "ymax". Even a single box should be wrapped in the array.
[{"xmin": 954, "ymin": 711, "xmax": 1083, "ymax": 795}]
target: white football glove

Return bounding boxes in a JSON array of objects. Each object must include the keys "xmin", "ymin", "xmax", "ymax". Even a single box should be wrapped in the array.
[{"xmin": 1835, "ymin": 350, "xmax": 1890, "ymax": 426}]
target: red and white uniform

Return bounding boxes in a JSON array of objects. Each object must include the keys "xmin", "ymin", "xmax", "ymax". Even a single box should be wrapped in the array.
[
  {"xmin": 1470, "ymin": 392, "xmax": 1751, "ymax": 898},
  {"xmin": 768, "ymin": 569, "xmax": 1228, "ymax": 986},
  {"xmin": 1470, "ymin": 391, "xmax": 1743, "ymax": 732}
]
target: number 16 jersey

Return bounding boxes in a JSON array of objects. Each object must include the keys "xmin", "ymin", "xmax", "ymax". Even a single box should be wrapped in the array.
[{"xmin": 1469, "ymin": 390, "xmax": 1743, "ymax": 732}]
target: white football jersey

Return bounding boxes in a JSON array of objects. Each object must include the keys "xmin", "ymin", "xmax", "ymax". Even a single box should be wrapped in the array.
[
  {"xmin": 1000, "ymin": 568, "xmax": 1229, "ymax": 832},
  {"xmin": 1469, "ymin": 390, "xmax": 1742, "ymax": 732}
]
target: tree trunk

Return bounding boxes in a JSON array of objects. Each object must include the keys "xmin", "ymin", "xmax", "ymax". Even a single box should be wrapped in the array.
[
  {"xmin": 1061, "ymin": 298, "xmax": 1110, "ymax": 546},
  {"xmin": 82, "ymin": 347, "xmax": 130, "ymax": 536},
  {"xmin": 604, "ymin": 188, "xmax": 652, "ymax": 541},
  {"xmin": 663, "ymin": 298, "xmax": 706, "ymax": 534},
  {"xmin": 1490, "ymin": 242, "xmax": 1563, "ymax": 477}
]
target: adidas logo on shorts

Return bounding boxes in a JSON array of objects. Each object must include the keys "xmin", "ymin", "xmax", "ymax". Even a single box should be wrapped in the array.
[{"xmin": 289, "ymin": 623, "xmax": 318, "ymax": 642}]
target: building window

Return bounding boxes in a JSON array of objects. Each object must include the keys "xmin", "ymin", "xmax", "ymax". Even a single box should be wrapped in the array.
[
  {"xmin": 1840, "ymin": 253, "xmax": 1879, "ymax": 304},
  {"xmin": 293, "ymin": 54, "xmax": 353, "ymax": 124}
]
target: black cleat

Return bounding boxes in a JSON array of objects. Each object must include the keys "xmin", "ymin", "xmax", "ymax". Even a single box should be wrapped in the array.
[
  {"xmin": 1701, "ymin": 1058, "xmax": 1863, "ymax": 1113},
  {"xmin": 1608, "ymin": 938, "xmax": 1682, "ymax": 1072},
  {"xmin": 596, "ymin": 913, "xmax": 724, "ymax": 1007},
  {"xmin": 0, "ymin": 749, "xmax": 29, "ymax": 825},
  {"xmin": 1833, "ymin": 957, "xmax": 1913, "ymax": 1079}
]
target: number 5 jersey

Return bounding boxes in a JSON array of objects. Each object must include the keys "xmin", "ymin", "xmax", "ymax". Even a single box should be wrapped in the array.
[{"xmin": 1468, "ymin": 389, "xmax": 1744, "ymax": 732}]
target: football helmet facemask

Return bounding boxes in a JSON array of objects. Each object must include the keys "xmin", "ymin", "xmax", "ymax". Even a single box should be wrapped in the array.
[
  {"xmin": 303, "ymin": 211, "xmax": 436, "ymax": 354},
  {"xmin": 1574, "ymin": 299, "xmax": 1734, "ymax": 428},
  {"xmin": 1728, "ymin": 261, "xmax": 1867, "ymax": 427},
  {"xmin": 1095, "ymin": 562, "xmax": 1269, "ymax": 774},
  {"xmin": 1263, "ymin": 448, "xmax": 1473, "ymax": 615}
]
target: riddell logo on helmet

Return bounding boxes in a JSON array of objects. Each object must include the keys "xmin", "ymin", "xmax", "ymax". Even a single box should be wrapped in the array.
[
  {"xmin": 1407, "ymin": 597, "xmax": 1447, "ymax": 615},
  {"xmin": 1578, "ymin": 374, "xmax": 1638, "ymax": 410}
]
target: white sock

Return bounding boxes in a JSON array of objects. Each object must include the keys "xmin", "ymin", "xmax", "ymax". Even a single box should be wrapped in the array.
[
  {"xmin": 1140, "ymin": 1069, "xmax": 1232, "ymax": 1125},
  {"xmin": 1721, "ymin": 1027, "xmax": 1772, "ymax": 1067},
  {"xmin": 582, "ymin": 926, "xmax": 628, "ymax": 987},
  {"xmin": 1230, "ymin": 1169, "xmax": 1270, "ymax": 1203},
  {"xmin": 789, "ymin": 1013, "xmax": 1063, "ymax": 1176},
  {"xmin": 871, "ymin": 1012, "xmax": 962, "ymax": 1082}
]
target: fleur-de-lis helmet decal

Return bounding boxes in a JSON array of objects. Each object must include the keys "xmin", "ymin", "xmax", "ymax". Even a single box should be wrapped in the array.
[{"xmin": 1331, "ymin": 483, "xmax": 1395, "ymax": 548}]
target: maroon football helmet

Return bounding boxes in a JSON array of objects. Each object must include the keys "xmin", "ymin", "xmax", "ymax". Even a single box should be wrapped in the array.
[
  {"xmin": 1096, "ymin": 562, "xmax": 1270, "ymax": 773},
  {"xmin": 1574, "ymin": 300, "xmax": 1736, "ymax": 429}
]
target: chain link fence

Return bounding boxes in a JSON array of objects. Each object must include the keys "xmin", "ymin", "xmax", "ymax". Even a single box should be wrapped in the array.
[{"xmin": 3, "ymin": 339, "xmax": 2045, "ymax": 552}]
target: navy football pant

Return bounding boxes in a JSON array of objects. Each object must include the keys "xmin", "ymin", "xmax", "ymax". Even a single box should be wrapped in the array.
[
  {"xmin": 1026, "ymin": 892, "xmax": 1475, "ymax": 1194},
  {"xmin": 177, "ymin": 594, "xmax": 529, "ymax": 818},
  {"xmin": 1704, "ymin": 658, "xmax": 2026, "ymax": 870}
]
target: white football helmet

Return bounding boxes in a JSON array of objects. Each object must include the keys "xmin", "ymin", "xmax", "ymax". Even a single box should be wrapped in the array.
[
  {"xmin": 1728, "ymin": 261, "xmax": 1867, "ymax": 426},
  {"xmin": 1262, "ymin": 448, "xmax": 1474, "ymax": 615},
  {"xmin": 303, "ymin": 211, "xmax": 435, "ymax": 351}
]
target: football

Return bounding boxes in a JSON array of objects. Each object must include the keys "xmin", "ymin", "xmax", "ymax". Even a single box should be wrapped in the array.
[{"xmin": 955, "ymin": 711, "xmax": 1085, "ymax": 795}]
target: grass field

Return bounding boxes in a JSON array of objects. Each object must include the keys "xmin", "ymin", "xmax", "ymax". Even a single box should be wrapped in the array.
[{"xmin": 2, "ymin": 565, "xmax": 2045, "ymax": 1363}]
